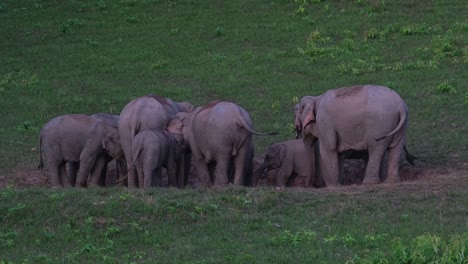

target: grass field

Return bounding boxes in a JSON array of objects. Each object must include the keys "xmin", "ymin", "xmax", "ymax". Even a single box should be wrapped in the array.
[{"xmin": 0, "ymin": 0, "xmax": 467, "ymax": 263}]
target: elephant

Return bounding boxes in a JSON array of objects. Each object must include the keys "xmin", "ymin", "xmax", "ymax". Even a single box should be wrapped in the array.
[
  {"xmin": 66, "ymin": 113, "xmax": 126, "ymax": 186},
  {"xmin": 167, "ymin": 101, "xmax": 276, "ymax": 187},
  {"xmin": 118, "ymin": 94, "xmax": 193, "ymax": 187},
  {"xmin": 129, "ymin": 129, "xmax": 184, "ymax": 188},
  {"xmin": 296, "ymin": 85, "xmax": 414, "ymax": 186},
  {"xmin": 255, "ymin": 139, "xmax": 316, "ymax": 187},
  {"xmin": 38, "ymin": 114, "xmax": 124, "ymax": 187}
]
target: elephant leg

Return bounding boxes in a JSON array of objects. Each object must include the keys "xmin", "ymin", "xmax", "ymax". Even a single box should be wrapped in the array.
[
  {"xmin": 362, "ymin": 146, "xmax": 387, "ymax": 185},
  {"xmin": 385, "ymin": 143, "xmax": 404, "ymax": 183},
  {"xmin": 152, "ymin": 167, "xmax": 162, "ymax": 187},
  {"xmin": 319, "ymin": 146, "xmax": 339, "ymax": 187},
  {"xmin": 60, "ymin": 163, "xmax": 73, "ymax": 187},
  {"xmin": 47, "ymin": 159, "xmax": 62, "ymax": 188},
  {"xmin": 338, "ymin": 154, "xmax": 346, "ymax": 185},
  {"xmin": 76, "ymin": 155, "xmax": 97, "ymax": 187},
  {"xmin": 232, "ymin": 141, "xmax": 253, "ymax": 186},
  {"xmin": 67, "ymin": 161, "xmax": 79, "ymax": 187},
  {"xmin": 193, "ymin": 155, "xmax": 211, "ymax": 187},
  {"xmin": 127, "ymin": 157, "xmax": 138, "ymax": 188},
  {"xmin": 214, "ymin": 154, "xmax": 230, "ymax": 186},
  {"xmin": 89, "ymin": 156, "xmax": 107, "ymax": 187},
  {"xmin": 134, "ymin": 159, "xmax": 144, "ymax": 188}
]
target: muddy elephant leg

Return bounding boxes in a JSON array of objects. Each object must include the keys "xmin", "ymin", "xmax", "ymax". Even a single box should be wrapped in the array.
[
  {"xmin": 385, "ymin": 143, "xmax": 404, "ymax": 183},
  {"xmin": 362, "ymin": 145, "xmax": 387, "ymax": 185},
  {"xmin": 193, "ymin": 155, "xmax": 211, "ymax": 187},
  {"xmin": 319, "ymin": 144, "xmax": 339, "ymax": 187},
  {"xmin": 89, "ymin": 156, "xmax": 107, "ymax": 187},
  {"xmin": 214, "ymin": 154, "xmax": 230, "ymax": 186},
  {"xmin": 60, "ymin": 163, "xmax": 73, "ymax": 187}
]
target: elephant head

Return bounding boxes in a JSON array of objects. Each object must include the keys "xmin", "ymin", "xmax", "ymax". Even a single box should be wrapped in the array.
[
  {"xmin": 176, "ymin": 102, "xmax": 195, "ymax": 113},
  {"xmin": 102, "ymin": 132, "xmax": 124, "ymax": 160},
  {"xmin": 295, "ymin": 96, "xmax": 319, "ymax": 145},
  {"xmin": 255, "ymin": 143, "xmax": 286, "ymax": 179}
]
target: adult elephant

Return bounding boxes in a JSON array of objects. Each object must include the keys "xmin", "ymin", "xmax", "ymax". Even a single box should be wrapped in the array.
[
  {"xmin": 297, "ymin": 85, "xmax": 412, "ymax": 186},
  {"xmin": 118, "ymin": 94, "xmax": 193, "ymax": 187},
  {"xmin": 39, "ymin": 114, "xmax": 123, "ymax": 187},
  {"xmin": 167, "ymin": 101, "xmax": 275, "ymax": 187},
  {"xmin": 67, "ymin": 113, "xmax": 125, "ymax": 186}
]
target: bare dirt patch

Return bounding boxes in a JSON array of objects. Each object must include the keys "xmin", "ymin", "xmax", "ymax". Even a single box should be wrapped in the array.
[{"xmin": 1, "ymin": 158, "xmax": 466, "ymax": 193}]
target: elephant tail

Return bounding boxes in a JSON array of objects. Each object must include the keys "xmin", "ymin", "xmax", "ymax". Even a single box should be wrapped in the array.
[
  {"xmin": 38, "ymin": 133, "xmax": 44, "ymax": 170},
  {"xmin": 375, "ymin": 107, "xmax": 408, "ymax": 142},
  {"xmin": 236, "ymin": 112, "xmax": 278, "ymax": 136},
  {"xmin": 404, "ymin": 144, "xmax": 416, "ymax": 165}
]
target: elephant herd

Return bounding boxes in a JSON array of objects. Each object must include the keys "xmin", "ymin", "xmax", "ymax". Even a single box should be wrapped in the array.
[{"xmin": 38, "ymin": 85, "xmax": 415, "ymax": 188}]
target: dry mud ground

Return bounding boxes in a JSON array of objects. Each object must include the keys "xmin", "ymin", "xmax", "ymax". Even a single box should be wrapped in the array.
[{"xmin": 1, "ymin": 159, "xmax": 467, "ymax": 194}]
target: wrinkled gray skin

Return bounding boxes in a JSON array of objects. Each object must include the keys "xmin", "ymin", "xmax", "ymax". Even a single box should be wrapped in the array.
[
  {"xmin": 39, "ymin": 114, "xmax": 123, "ymax": 187},
  {"xmin": 167, "ymin": 101, "xmax": 274, "ymax": 187},
  {"xmin": 118, "ymin": 95, "xmax": 193, "ymax": 187},
  {"xmin": 130, "ymin": 129, "xmax": 184, "ymax": 188},
  {"xmin": 297, "ymin": 85, "xmax": 411, "ymax": 186},
  {"xmin": 255, "ymin": 139, "xmax": 316, "ymax": 187}
]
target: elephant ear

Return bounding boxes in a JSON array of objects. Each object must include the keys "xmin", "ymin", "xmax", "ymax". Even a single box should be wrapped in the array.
[
  {"xmin": 166, "ymin": 116, "xmax": 184, "ymax": 135},
  {"xmin": 102, "ymin": 133, "xmax": 115, "ymax": 155},
  {"xmin": 293, "ymin": 103, "xmax": 302, "ymax": 138},
  {"xmin": 277, "ymin": 143, "xmax": 287, "ymax": 163},
  {"xmin": 302, "ymin": 101, "xmax": 316, "ymax": 131}
]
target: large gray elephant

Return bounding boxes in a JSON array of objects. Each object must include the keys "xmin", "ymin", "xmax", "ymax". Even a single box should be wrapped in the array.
[
  {"xmin": 118, "ymin": 94, "xmax": 193, "ymax": 187},
  {"xmin": 39, "ymin": 114, "xmax": 123, "ymax": 187},
  {"xmin": 297, "ymin": 85, "xmax": 413, "ymax": 186},
  {"xmin": 130, "ymin": 129, "xmax": 184, "ymax": 188},
  {"xmin": 167, "ymin": 101, "xmax": 275, "ymax": 187},
  {"xmin": 255, "ymin": 139, "xmax": 316, "ymax": 187}
]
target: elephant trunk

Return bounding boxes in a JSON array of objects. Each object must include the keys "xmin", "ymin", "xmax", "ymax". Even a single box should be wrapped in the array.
[{"xmin": 254, "ymin": 163, "xmax": 268, "ymax": 179}]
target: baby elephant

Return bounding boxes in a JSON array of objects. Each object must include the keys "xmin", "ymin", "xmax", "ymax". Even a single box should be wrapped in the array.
[
  {"xmin": 130, "ymin": 129, "xmax": 184, "ymax": 188},
  {"xmin": 256, "ymin": 139, "xmax": 316, "ymax": 187},
  {"xmin": 39, "ymin": 114, "xmax": 123, "ymax": 188}
]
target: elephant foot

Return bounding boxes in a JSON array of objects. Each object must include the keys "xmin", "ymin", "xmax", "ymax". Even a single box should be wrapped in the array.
[
  {"xmin": 384, "ymin": 176, "xmax": 400, "ymax": 184},
  {"xmin": 361, "ymin": 176, "xmax": 380, "ymax": 185}
]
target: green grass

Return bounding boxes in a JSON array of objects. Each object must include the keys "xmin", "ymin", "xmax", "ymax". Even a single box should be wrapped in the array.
[{"xmin": 0, "ymin": 0, "xmax": 467, "ymax": 262}]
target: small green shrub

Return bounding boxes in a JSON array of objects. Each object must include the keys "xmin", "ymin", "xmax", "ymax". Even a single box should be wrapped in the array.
[{"xmin": 437, "ymin": 80, "xmax": 456, "ymax": 94}]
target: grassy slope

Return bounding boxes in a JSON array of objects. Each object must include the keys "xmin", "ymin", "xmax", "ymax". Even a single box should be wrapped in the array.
[{"xmin": 0, "ymin": 0, "xmax": 467, "ymax": 263}]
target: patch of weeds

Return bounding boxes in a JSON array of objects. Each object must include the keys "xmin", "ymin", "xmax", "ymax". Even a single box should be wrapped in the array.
[
  {"xmin": 270, "ymin": 230, "xmax": 316, "ymax": 247},
  {"xmin": 151, "ymin": 60, "xmax": 169, "ymax": 72},
  {"xmin": 0, "ymin": 2, "xmax": 7, "ymax": 12},
  {"xmin": 215, "ymin": 26, "xmax": 224, "ymax": 37},
  {"xmin": 400, "ymin": 24, "xmax": 443, "ymax": 36},
  {"xmin": 0, "ymin": 231, "xmax": 18, "ymax": 247},
  {"xmin": 126, "ymin": 16, "xmax": 139, "ymax": 23},
  {"xmin": 170, "ymin": 28, "xmax": 179, "ymax": 34},
  {"xmin": 60, "ymin": 19, "xmax": 85, "ymax": 34},
  {"xmin": 96, "ymin": 0, "xmax": 107, "ymax": 10},
  {"xmin": 212, "ymin": 54, "xmax": 227, "ymax": 62},
  {"xmin": 386, "ymin": 81, "xmax": 399, "ymax": 89},
  {"xmin": 0, "ymin": 71, "xmax": 39, "ymax": 95},
  {"xmin": 17, "ymin": 120, "xmax": 37, "ymax": 132},
  {"xmin": 8, "ymin": 203, "xmax": 26, "ymax": 212},
  {"xmin": 436, "ymin": 80, "xmax": 456, "ymax": 94},
  {"xmin": 120, "ymin": 0, "xmax": 139, "ymax": 7},
  {"xmin": 298, "ymin": 30, "xmax": 336, "ymax": 61},
  {"xmin": 85, "ymin": 38, "xmax": 99, "ymax": 46}
]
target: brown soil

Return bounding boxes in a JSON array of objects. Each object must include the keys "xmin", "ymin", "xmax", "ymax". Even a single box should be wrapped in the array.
[{"xmin": 1, "ymin": 158, "xmax": 466, "ymax": 191}]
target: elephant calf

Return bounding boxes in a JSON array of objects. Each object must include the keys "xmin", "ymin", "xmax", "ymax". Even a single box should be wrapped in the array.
[
  {"xmin": 256, "ymin": 139, "xmax": 316, "ymax": 187},
  {"xmin": 130, "ymin": 129, "xmax": 184, "ymax": 188},
  {"xmin": 39, "ymin": 114, "xmax": 124, "ymax": 187}
]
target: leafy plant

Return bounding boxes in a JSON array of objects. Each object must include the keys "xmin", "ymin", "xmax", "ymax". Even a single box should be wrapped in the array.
[{"xmin": 437, "ymin": 80, "xmax": 456, "ymax": 94}]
